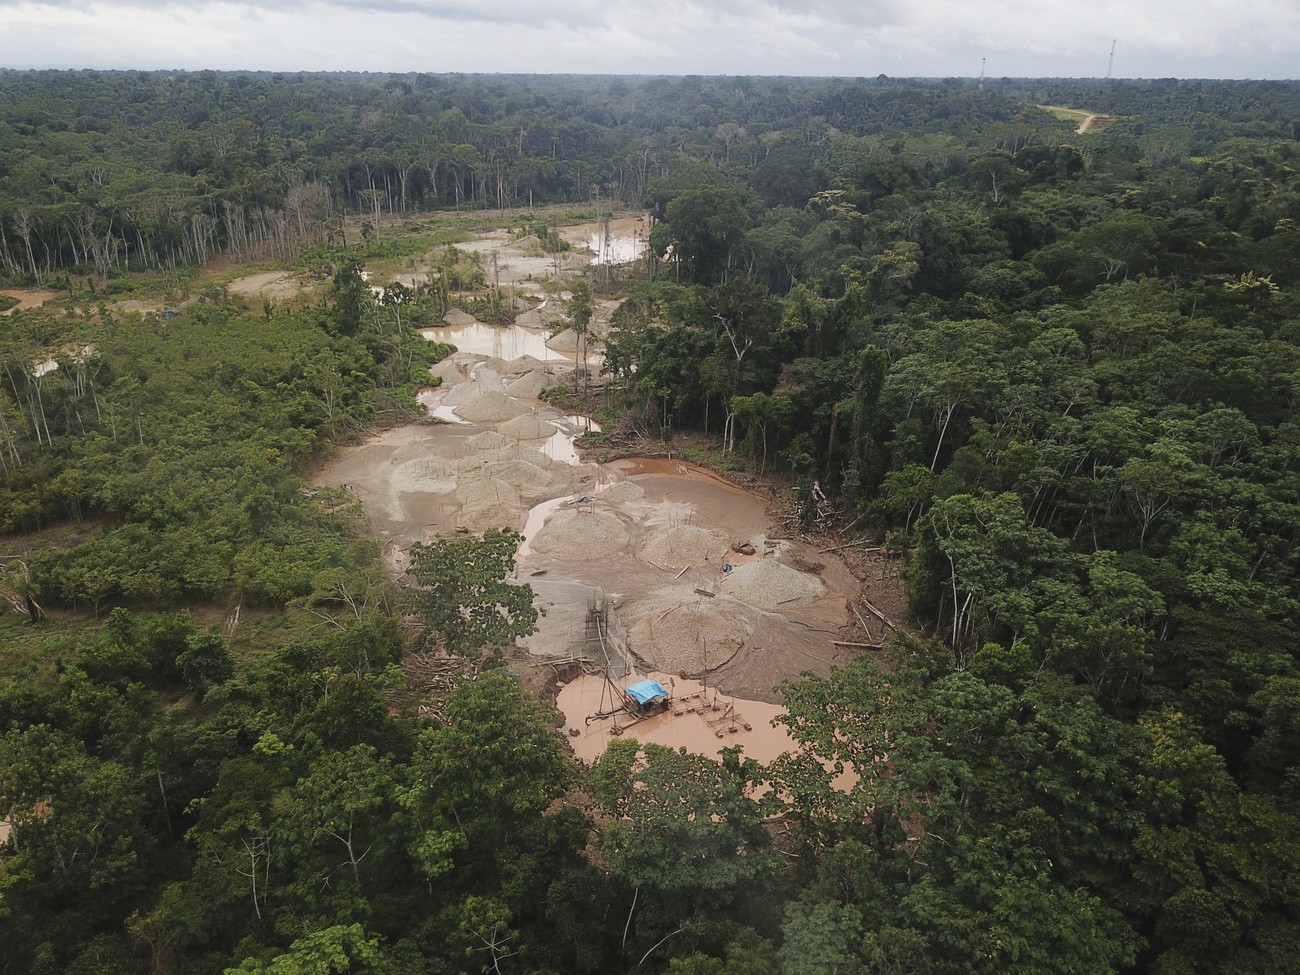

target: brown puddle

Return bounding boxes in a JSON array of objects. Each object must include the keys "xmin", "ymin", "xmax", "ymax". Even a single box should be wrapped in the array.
[
  {"xmin": 557, "ymin": 672, "xmax": 788, "ymax": 765},
  {"xmin": 607, "ymin": 457, "xmax": 766, "ymax": 498},
  {"xmin": 555, "ymin": 672, "xmax": 857, "ymax": 793}
]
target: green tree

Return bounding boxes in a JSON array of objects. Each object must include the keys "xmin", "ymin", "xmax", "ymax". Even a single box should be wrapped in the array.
[
  {"xmin": 404, "ymin": 530, "xmax": 538, "ymax": 658},
  {"xmin": 398, "ymin": 671, "xmax": 573, "ymax": 885},
  {"xmin": 226, "ymin": 923, "xmax": 384, "ymax": 974}
]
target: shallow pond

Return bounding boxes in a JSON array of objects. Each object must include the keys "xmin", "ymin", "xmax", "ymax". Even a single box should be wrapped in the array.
[
  {"xmin": 588, "ymin": 233, "xmax": 647, "ymax": 265},
  {"xmin": 418, "ymin": 322, "xmax": 589, "ymax": 363}
]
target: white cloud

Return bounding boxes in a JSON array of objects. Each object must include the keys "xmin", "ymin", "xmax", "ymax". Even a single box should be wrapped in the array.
[{"xmin": 0, "ymin": 0, "xmax": 1296, "ymax": 76}]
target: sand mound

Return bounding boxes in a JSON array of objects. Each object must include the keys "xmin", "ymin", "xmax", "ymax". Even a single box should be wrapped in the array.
[
  {"xmin": 507, "ymin": 355, "xmax": 549, "ymax": 375},
  {"xmin": 456, "ymin": 476, "xmax": 521, "ymax": 508},
  {"xmin": 454, "ymin": 391, "xmax": 528, "ymax": 423},
  {"xmin": 430, "ymin": 359, "xmax": 468, "ymax": 383},
  {"xmin": 442, "ymin": 381, "xmax": 481, "ymax": 407},
  {"xmin": 505, "ymin": 369, "xmax": 550, "ymax": 400},
  {"xmin": 497, "ymin": 413, "xmax": 557, "ymax": 440},
  {"xmin": 630, "ymin": 606, "xmax": 743, "ymax": 675},
  {"xmin": 720, "ymin": 559, "xmax": 826, "ymax": 610},
  {"xmin": 462, "ymin": 459, "xmax": 552, "ymax": 491},
  {"xmin": 532, "ymin": 509, "xmax": 629, "ymax": 560},
  {"xmin": 515, "ymin": 308, "xmax": 544, "ymax": 327},
  {"xmin": 598, "ymin": 481, "xmax": 645, "ymax": 504},
  {"xmin": 462, "ymin": 431, "xmax": 515, "ymax": 452},
  {"xmin": 390, "ymin": 440, "xmax": 441, "ymax": 463},
  {"xmin": 443, "ymin": 308, "xmax": 476, "ymax": 326},
  {"xmin": 483, "ymin": 357, "xmax": 513, "ymax": 375},
  {"xmin": 457, "ymin": 441, "xmax": 551, "ymax": 470},
  {"xmin": 546, "ymin": 328, "xmax": 580, "ymax": 353},
  {"xmin": 638, "ymin": 525, "xmax": 729, "ymax": 568},
  {"xmin": 457, "ymin": 500, "xmax": 527, "ymax": 534}
]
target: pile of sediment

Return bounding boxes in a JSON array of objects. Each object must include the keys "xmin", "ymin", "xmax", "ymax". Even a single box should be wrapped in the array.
[
  {"xmin": 638, "ymin": 525, "xmax": 729, "ymax": 568},
  {"xmin": 456, "ymin": 476, "xmax": 521, "ymax": 508},
  {"xmin": 629, "ymin": 605, "xmax": 743, "ymax": 675},
  {"xmin": 463, "ymin": 458, "xmax": 552, "ymax": 490},
  {"xmin": 390, "ymin": 440, "xmax": 441, "ymax": 464},
  {"xmin": 497, "ymin": 412, "xmax": 556, "ymax": 440},
  {"xmin": 430, "ymin": 359, "xmax": 468, "ymax": 384},
  {"xmin": 442, "ymin": 308, "xmax": 476, "ymax": 326},
  {"xmin": 545, "ymin": 328, "xmax": 582, "ymax": 353},
  {"xmin": 720, "ymin": 559, "xmax": 826, "ymax": 610},
  {"xmin": 507, "ymin": 355, "xmax": 549, "ymax": 375},
  {"xmin": 461, "ymin": 431, "xmax": 514, "ymax": 452},
  {"xmin": 457, "ymin": 500, "xmax": 527, "ymax": 535},
  {"xmin": 457, "ymin": 442, "xmax": 551, "ymax": 471},
  {"xmin": 505, "ymin": 369, "xmax": 551, "ymax": 400},
  {"xmin": 598, "ymin": 481, "xmax": 644, "ymax": 504},
  {"xmin": 442, "ymin": 381, "xmax": 480, "ymax": 407},
  {"xmin": 454, "ymin": 392, "xmax": 528, "ymax": 423},
  {"xmin": 531, "ymin": 509, "xmax": 629, "ymax": 560}
]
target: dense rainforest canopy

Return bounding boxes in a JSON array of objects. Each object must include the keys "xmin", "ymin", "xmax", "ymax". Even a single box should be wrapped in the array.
[{"xmin": 2, "ymin": 71, "xmax": 1300, "ymax": 975}]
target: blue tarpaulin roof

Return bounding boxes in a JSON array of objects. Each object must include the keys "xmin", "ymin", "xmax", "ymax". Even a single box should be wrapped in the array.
[{"xmin": 625, "ymin": 680, "xmax": 667, "ymax": 704}]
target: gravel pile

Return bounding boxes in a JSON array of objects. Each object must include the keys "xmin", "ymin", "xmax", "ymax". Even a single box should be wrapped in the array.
[
  {"xmin": 638, "ymin": 525, "xmax": 729, "ymax": 568},
  {"xmin": 462, "ymin": 431, "xmax": 515, "ymax": 452},
  {"xmin": 598, "ymin": 481, "xmax": 645, "ymax": 504},
  {"xmin": 507, "ymin": 355, "xmax": 549, "ymax": 375},
  {"xmin": 545, "ymin": 328, "xmax": 581, "ymax": 353},
  {"xmin": 720, "ymin": 559, "xmax": 826, "ymax": 611},
  {"xmin": 505, "ymin": 369, "xmax": 550, "ymax": 400},
  {"xmin": 390, "ymin": 440, "xmax": 441, "ymax": 463},
  {"xmin": 457, "ymin": 441, "xmax": 551, "ymax": 471},
  {"xmin": 442, "ymin": 381, "xmax": 480, "ymax": 407},
  {"xmin": 456, "ymin": 476, "xmax": 521, "ymax": 508},
  {"xmin": 497, "ymin": 412, "xmax": 557, "ymax": 440},
  {"xmin": 531, "ymin": 509, "xmax": 629, "ymax": 560},
  {"xmin": 430, "ymin": 359, "xmax": 468, "ymax": 383},
  {"xmin": 442, "ymin": 308, "xmax": 476, "ymax": 326},
  {"xmin": 483, "ymin": 357, "xmax": 513, "ymax": 375},
  {"xmin": 454, "ymin": 391, "xmax": 528, "ymax": 423},
  {"xmin": 463, "ymin": 459, "xmax": 553, "ymax": 491},
  {"xmin": 457, "ymin": 500, "xmax": 527, "ymax": 534},
  {"xmin": 629, "ymin": 606, "xmax": 743, "ymax": 675}
]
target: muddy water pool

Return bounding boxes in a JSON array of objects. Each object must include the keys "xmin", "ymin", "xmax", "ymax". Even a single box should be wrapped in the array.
[
  {"xmin": 556, "ymin": 672, "xmax": 791, "ymax": 765},
  {"xmin": 418, "ymin": 321, "xmax": 601, "ymax": 365},
  {"xmin": 588, "ymin": 233, "xmax": 647, "ymax": 265},
  {"xmin": 556, "ymin": 672, "xmax": 858, "ymax": 793}
]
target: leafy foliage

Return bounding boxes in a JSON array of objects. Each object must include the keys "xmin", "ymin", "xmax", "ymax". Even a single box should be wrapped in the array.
[{"xmin": 404, "ymin": 529, "xmax": 538, "ymax": 657}]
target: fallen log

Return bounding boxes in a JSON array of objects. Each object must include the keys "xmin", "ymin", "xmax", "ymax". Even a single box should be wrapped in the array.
[
  {"xmin": 858, "ymin": 596, "xmax": 891, "ymax": 625},
  {"xmin": 819, "ymin": 540, "xmax": 882, "ymax": 554}
]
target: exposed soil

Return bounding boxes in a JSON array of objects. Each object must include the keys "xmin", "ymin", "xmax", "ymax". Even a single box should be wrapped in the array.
[
  {"xmin": 0, "ymin": 288, "xmax": 61, "ymax": 316},
  {"xmin": 311, "ymin": 218, "xmax": 911, "ymax": 769},
  {"xmin": 226, "ymin": 270, "xmax": 318, "ymax": 302}
]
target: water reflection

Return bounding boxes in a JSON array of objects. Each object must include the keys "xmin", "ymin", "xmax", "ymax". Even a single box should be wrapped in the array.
[{"xmin": 416, "ymin": 385, "xmax": 469, "ymax": 424}]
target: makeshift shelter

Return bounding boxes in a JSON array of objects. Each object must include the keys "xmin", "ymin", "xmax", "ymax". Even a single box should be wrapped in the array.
[{"xmin": 625, "ymin": 680, "xmax": 667, "ymax": 705}]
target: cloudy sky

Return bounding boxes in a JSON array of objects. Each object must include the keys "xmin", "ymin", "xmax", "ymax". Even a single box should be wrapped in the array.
[{"xmin": 2, "ymin": 0, "xmax": 1297, "ymax": 78}]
